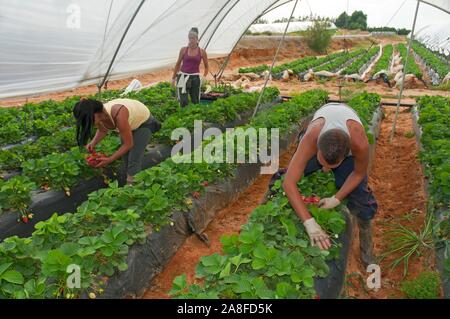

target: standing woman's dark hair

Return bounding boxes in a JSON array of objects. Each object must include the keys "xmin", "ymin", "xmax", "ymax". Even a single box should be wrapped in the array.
[{"xmin": 73, "ymin": 98, "xmax": 104, "ymax": 146}]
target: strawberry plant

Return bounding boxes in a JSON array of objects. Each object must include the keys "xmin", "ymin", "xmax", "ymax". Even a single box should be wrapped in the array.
[
  {"xmin": 412, "ymin": 41, "xmax": 450, "ymax": 80},
  {"xmin": 0, "ymin": 123, "xmax": 25, "ymax": 145},
  {"xmin": 238, "ymin": 50, "xmax": 353, "ymax": 76},
  {"xmin": 0, "ymin": 176, "xmax": 35, "ymax": 219},
  {"xmin": 0, "ymin": 89, "xmax": 330, "ymax": 299},
  {"xmin": 372, "ymin": 44, "xmax": 393, "ymax": 74},
  {"xmin": 416, "ymin": 95, "xmax": 449, "ymax": 288},
  {"xmin": 0, "ymin": 89, "xmax": 273, "ymax": 219},
  {"xmin": 270, "ymin": 56, "xmax": 317, "ymax": 74},
  {"xmin": 396, "ymin": 43, "xmax": 423, "ymax": 79},
  {"xmin": 22, "ymin": 151, "xmax": 83, "ymax": 196},
  {"xmin": 314, "ymin": 49, "xmax": 365, "ymax": 73},
  {"xmin": 417, "ymin": 95, "xmax": 450, "ymax": 206},
  {"xmin": 401, "ymin": 271, "xmax": 441, "ymax": 299},
  {"xmin": 170, "ymin": 171, "xmax": 346, "ymax": 299},
  {"xmin": 341, "ymin": 46, "xmax": 380, "ymax": 75},
  {"xmin": 347, "ymin": 92, "xmax": 381, "ymax": 144},
  {"xmin": 238, "ymin": 64, "xmax": 269, "ymax": 74},
  {"xmin": 0, "ymin": 128, "xmax": 77, "ymax": 172},
  {"xmin": 155, "ymin": 87, "xmax": 280, "ymax": 144}
]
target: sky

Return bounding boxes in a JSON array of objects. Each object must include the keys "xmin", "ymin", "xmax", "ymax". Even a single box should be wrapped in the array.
[{"xmin": 263, "ymin": 0, "xmax": 449, "ymax": 30}]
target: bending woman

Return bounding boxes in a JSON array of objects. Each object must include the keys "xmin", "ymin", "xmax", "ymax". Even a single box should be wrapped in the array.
[
  {"xmin": 172, "ymin": 27, "xmax": 209, "ymax": 107},
  {"xmin": 73, "ymin": 98, "xmax": 153, "ymax": 184}
]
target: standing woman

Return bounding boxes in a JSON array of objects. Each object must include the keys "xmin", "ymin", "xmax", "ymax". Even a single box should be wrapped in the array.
[
  {"xmin": 73, "ymin": 98, "xmax": 154, "ymax": 184},
  {"xmin": 172, "ymin": 27, "xmax": 209, "ymax": 107}
]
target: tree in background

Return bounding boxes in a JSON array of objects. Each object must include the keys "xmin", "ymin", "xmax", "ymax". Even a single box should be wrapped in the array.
[
  {"xmin": 335, "ymin": 10, "xmax": 367, "ymax": 30},
  {"xmin": 304, "ymin": 20, "xmax": 332, "ymax": 54},
  {"xmin": 366, "ymin": 26, "xmax": 411, "ymax": 35},
  {"xmin": 335, "ymin": 12, "xmax": 349, "ymax": 28},
  {"xmin": 349, "ymin": 10, "xmax": 367, "ymax": 30}
]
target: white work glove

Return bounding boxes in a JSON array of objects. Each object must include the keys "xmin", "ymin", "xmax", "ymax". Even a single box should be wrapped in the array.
[
  {"xmin": 318, "ymin": 195, "xmax": 340, "ymax": 209},
  {"xmin": 303, "ymin": 218, "xmax": 331, "ymax": 250}
]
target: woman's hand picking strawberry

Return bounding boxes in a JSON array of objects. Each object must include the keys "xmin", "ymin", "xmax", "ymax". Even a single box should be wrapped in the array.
[{"xmin": 94, "ymin": 156, "xmax": 113, "ymax": 168}]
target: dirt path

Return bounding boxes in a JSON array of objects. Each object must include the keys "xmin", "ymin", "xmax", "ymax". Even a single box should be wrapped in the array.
[
  {"xmin": 143, "ymin": 144, "xmax": 297, "ymax": 299},
  {"xmin": 344, "ymin": 106, "xmax": 435, "ymax": 299}
]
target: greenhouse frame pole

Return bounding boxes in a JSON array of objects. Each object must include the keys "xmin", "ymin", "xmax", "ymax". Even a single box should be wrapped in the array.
[
  {"xmin": 97, "ymin": 0, "xmax": 146, "ymax": 94},
  {"xmin": 252, "ymin": 0, "xmax": 300, "ymax": 119},
  {"xmin": 216, "ymin": 0, "xmax": 294, "ymax": 80},
  {"xmin": 199, "ymin": 0, "xmax": 235, "ymax": 43},
  {"xmin": 390, "ymin": 0, "xmax": 420, "ymax": 142},
  {"xmin": 203, "ymin": 0, "xmax": 242, "ymax": 51}
]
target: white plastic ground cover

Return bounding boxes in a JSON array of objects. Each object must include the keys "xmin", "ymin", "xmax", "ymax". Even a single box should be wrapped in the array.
[
  {"xmin": 248, "ymin": 21, "xmax": 337, "ymax": 34},
  {"xmin": 0, "ymin": 0, "xmax": 290, "ymax": 99}
]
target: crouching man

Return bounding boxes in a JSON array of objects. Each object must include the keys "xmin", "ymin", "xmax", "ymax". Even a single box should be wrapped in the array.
[{"xmin": 282, "ymin": 102, "xmax": 378, "ymax": 267}]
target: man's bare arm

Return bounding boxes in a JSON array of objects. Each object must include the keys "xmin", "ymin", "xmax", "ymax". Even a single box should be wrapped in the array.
[
  {"xmin": 335, "ymin": 122, "xmax": 369, "ymax": 201},
  {"xmin": 282, "ymin": 132, "xmax": 318, "ymax": 222}
]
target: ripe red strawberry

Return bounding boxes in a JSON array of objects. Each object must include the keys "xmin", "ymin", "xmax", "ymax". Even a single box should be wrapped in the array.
[
  {"xmin": 22, "ymin": 216, "xmax": 29, "ymax": 223},
  {"xmin": 202, "ymin": 181, "xmax": 209, "ymax": 187},
  {"xmin": 86, "ymin": 152, "xmax": 107, "ymax": 167},
  {"xmin": 303, "ymin": 196, "xmax": 320, "ymax": 204}
]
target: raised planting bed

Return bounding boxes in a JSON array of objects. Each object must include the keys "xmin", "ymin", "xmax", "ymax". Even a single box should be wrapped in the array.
[
  {"xmin": 0, "ymin": 89, "xmax": 327, "ymax": 299},
  {"xmin": 237, "ymin": 50, "xmax": 355, "ymax": 80},
  {"xmin": 341, "ymin": 45, "xmax": 381, "ymax": 77},
  {"xmin": 0, "ymin": 91, "xmax": 382, "ymax": 299},
  {"xmin": 411, "ymin": 95, "xmax": 450, "ymax": 298},
  {"xmin": 99, "ymin": 90, "xmax": 330, "ymax": 298},
  {"xmin": 163, "ymin": 94, "xmax": 380, "ymax": 299},
  {"xmin": 0, "ymin": 89, "xmax": 280, "ymax": 241},
  {"xmin": 314, "ymin": 49, "xmax": 365, "ymax": 74},
  {"xmin": 0, "ymin": 83, "xmax": 179, "ymax": 173},
  {"xmin": 372, "ymin": 44, "xmax": 394, "ymax": 76},
  {"xmin": 168, "ymin": 94, "xmax": 382, "ymax": 299},
  {"xmin": 169, "ymin": 170, "xmax": 353, "ymax": 299},
  {"xmin": 412, "ymin": 41, "xmax": 450, "ymax": 86},
  {"xmin": 396, "ymin": 44, "xmax": 423, "ymax": 80}
]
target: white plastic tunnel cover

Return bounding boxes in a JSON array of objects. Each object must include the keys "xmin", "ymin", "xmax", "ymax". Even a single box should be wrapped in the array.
[
  {"xmin": 0, "ymin": 0, "xmax": 287, "ymax": 99},
  {"xmin": 420, "ymin": 0, "xmax": 450, "ymax": 14}
]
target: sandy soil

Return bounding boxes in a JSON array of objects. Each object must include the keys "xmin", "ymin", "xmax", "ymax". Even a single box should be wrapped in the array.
[
  {"xmin": 343, "ymin": 106, "xmax": 436, "ymax": 299},
  {"xmin": 143, "ymin": 144, "xmax": 298, "ymax": 299}
]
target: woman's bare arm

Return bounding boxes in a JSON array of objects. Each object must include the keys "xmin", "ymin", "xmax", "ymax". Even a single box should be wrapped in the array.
[
  {"xmin": 172, "ymin": 48, "xmax": 185, "ymax": 80},
  {"xmin": 202, "ymin": 49, "xmax": 209, "ymax": 77},
  {"xmin": 282, "ymin": 131, "xmax": 318, "ymax": 222}
]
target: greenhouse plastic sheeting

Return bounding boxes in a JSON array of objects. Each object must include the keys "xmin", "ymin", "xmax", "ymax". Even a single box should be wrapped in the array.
[
  {"xmin": 421, "ymin": 0, "xmax": 450, "ymax": 14},
  {"xmin": 249, "ymin": 21, "xmax": 337, "ymax": 34},
  {"xmin": 415, "ymin": 22, "xmax": 450, "ymax": 54},
  {"xmin": 0, "ymin": 0, "xmax": 290, "ymax": 99}
]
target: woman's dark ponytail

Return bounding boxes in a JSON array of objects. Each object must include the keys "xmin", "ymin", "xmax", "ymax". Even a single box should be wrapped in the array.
[{"xmin": 73, "ymin": 98, "xmax": 103, "ymax": 146}]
